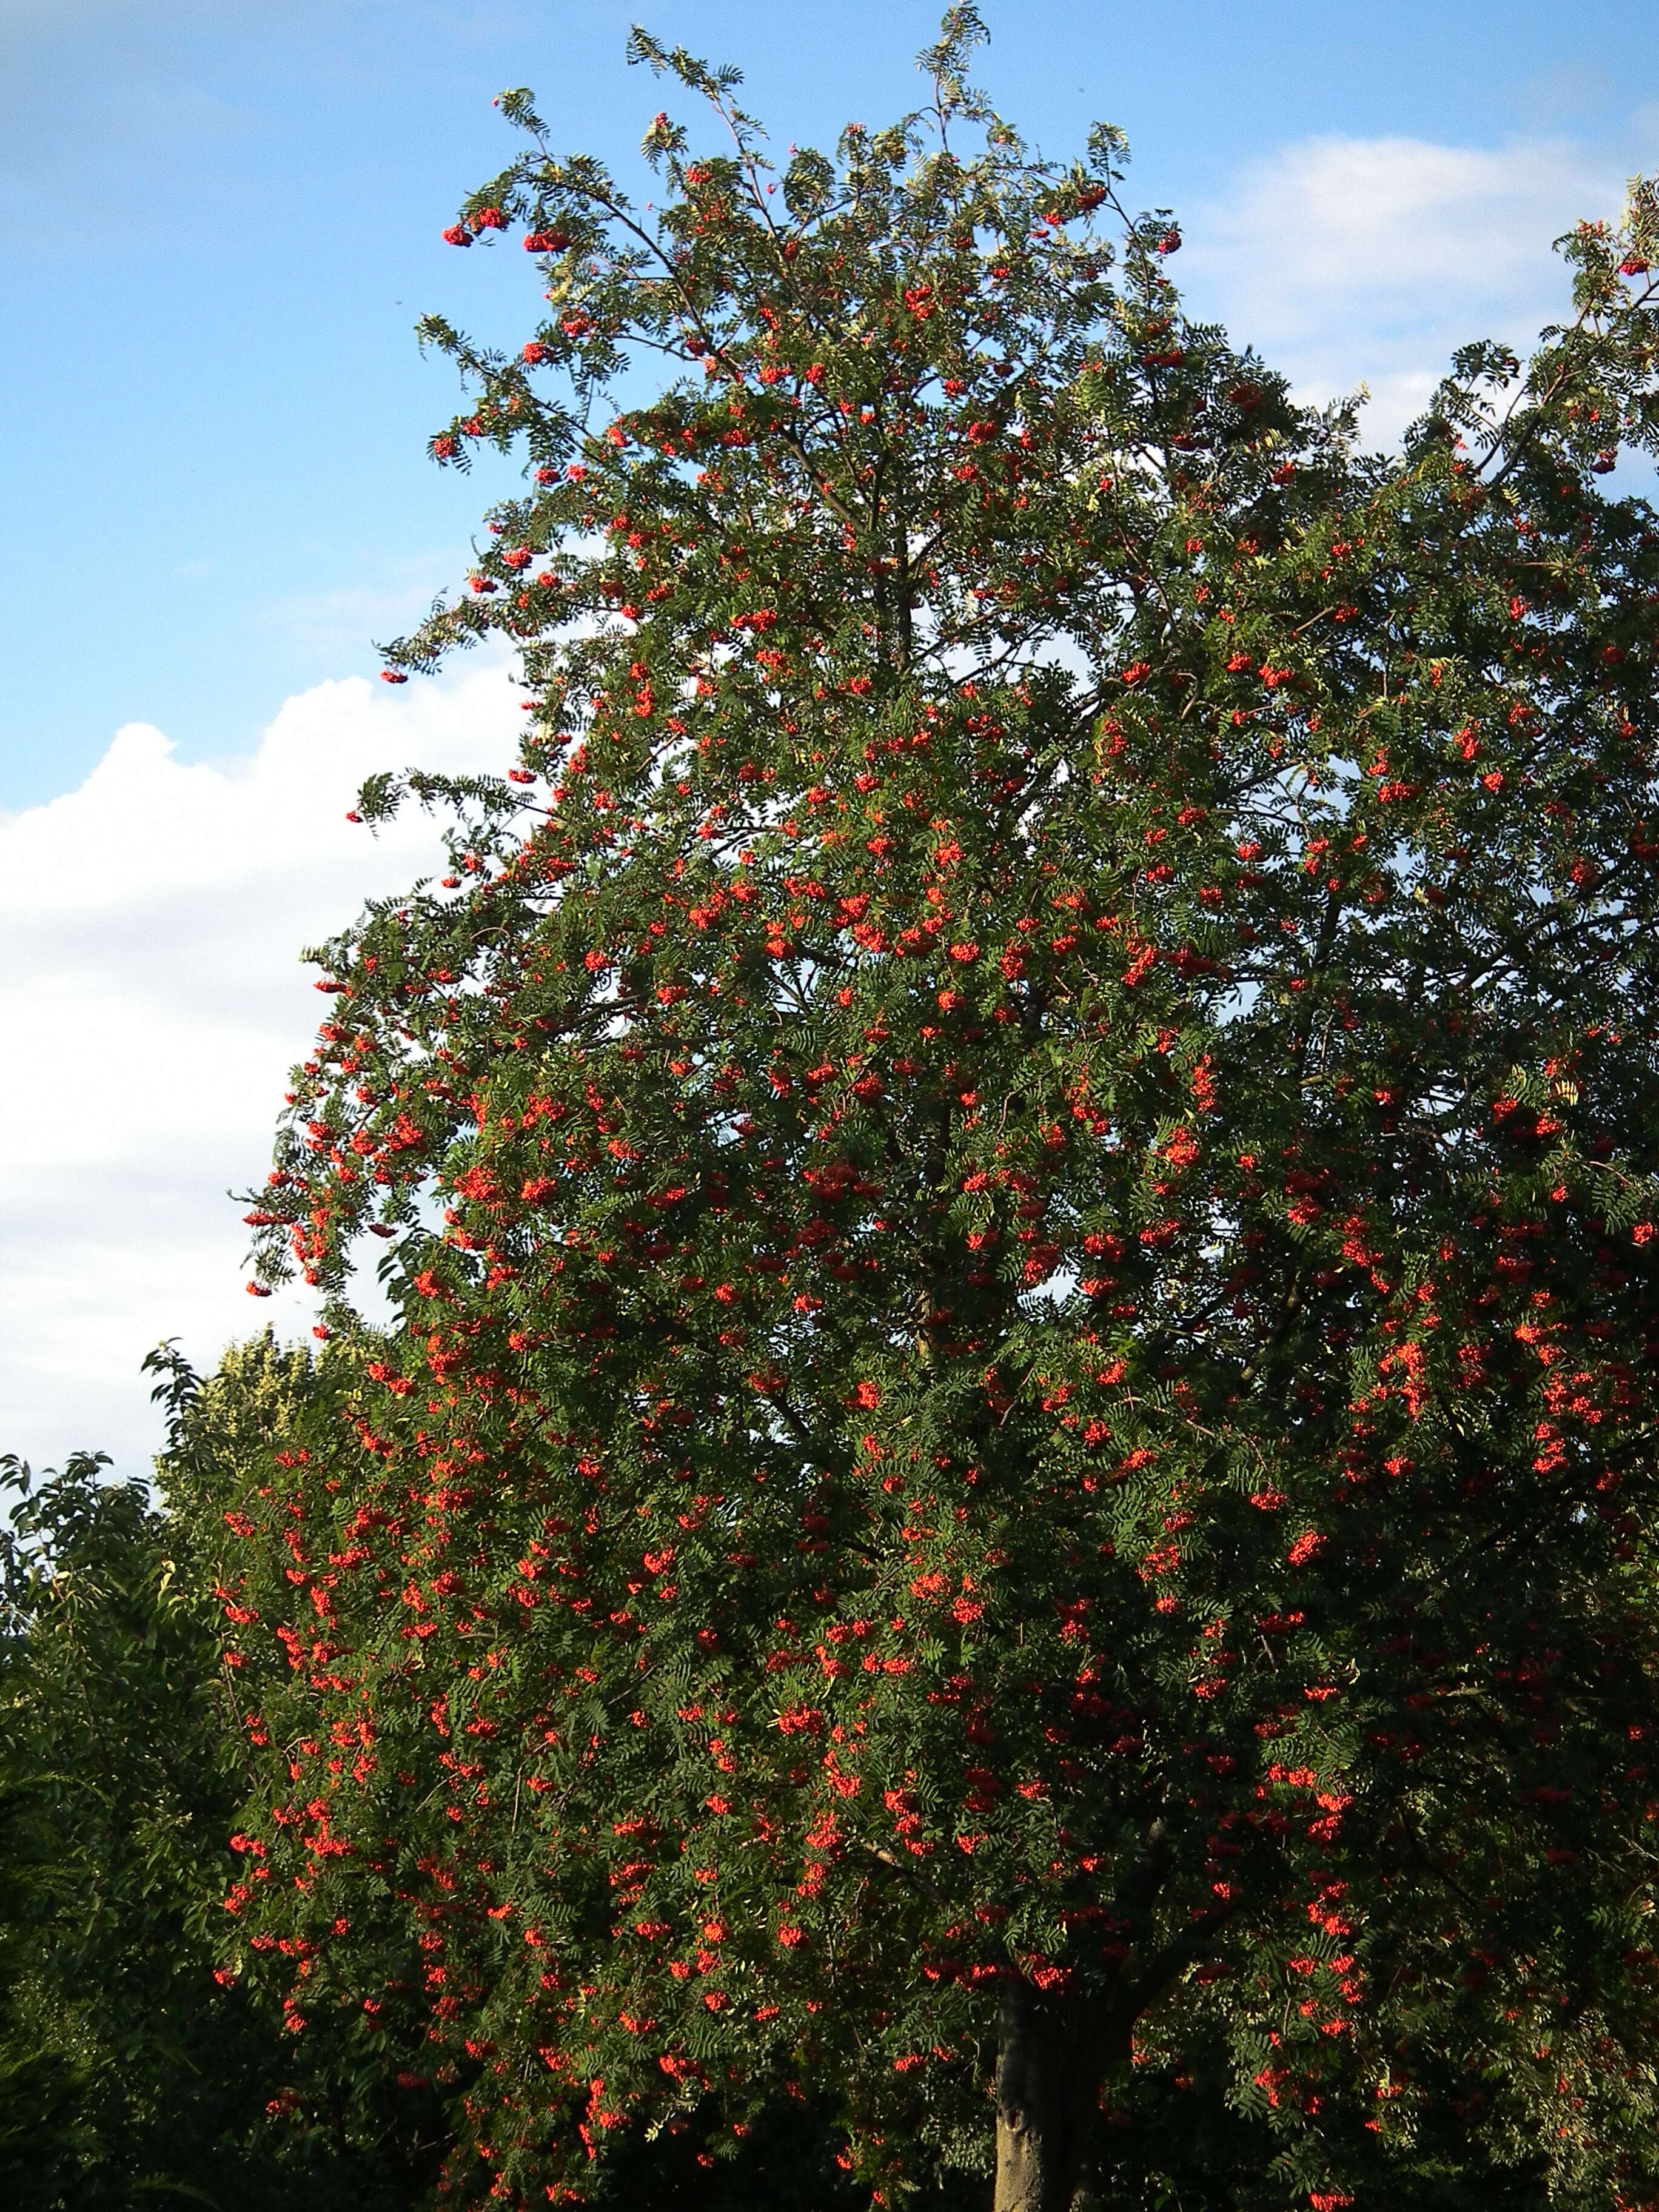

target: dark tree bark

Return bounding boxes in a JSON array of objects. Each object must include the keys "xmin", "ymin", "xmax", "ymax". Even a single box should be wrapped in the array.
[{"xmin": 992, "ymin": 1979, "xmax": 1108, "ymax": 2212}]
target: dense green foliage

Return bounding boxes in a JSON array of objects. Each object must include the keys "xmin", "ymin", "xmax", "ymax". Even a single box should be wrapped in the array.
[
  {"xmin": 0, "ymin": 1349, "xmax": 877, "ymax": 2211},
  {"xmin": 0, "ymin": 1346, "xmax": 449, "ymax": 2211},
  {"xmin": 0, "ymin": 1346, "xmax": 1603, "ymax": 2212}
]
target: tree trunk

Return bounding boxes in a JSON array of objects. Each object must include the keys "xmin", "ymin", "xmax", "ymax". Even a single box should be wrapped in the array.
[{"xmin": 992, "ymin": 1978, "xmax": 1103, "ymax": 2212}]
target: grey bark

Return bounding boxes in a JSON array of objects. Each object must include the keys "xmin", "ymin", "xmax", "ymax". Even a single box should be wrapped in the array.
[{"xmin": 991, "ymin": 1979, "xmax": 1106, "ymax": 2212}]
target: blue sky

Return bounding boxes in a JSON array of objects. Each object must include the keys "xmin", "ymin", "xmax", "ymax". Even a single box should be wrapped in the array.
[
  {"xmin": 5, "ymin": 0, "xmax": 1658, "ymax": 809},
  {"xmin": 5, "ymin": 0, "xmax": 1659, "ymax": 1475}
]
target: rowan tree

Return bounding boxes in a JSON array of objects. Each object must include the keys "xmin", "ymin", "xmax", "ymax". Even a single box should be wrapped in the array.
[{"xmin": 220, "ymin": 14, "xmax": 1659, "ymax": 2208}]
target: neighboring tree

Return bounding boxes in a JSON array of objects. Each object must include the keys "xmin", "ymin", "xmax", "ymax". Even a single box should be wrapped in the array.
[
  {"xmin": 221, "ymin": 11, "xmax": 1659, "ymax": 2208},
  {"xmin": 0, "ymin": 1346, "xmax": 449, "ymax": 2211}
]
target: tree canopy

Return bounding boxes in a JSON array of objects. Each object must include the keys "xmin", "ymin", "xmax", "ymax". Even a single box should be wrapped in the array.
[{"xmin": 209, "ymin": 11, "xmax": 1659, "ymax": 2209}]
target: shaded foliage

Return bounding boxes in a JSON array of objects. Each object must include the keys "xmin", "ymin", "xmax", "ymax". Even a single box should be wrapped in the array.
[{"xmin": 0, "ymin": 1344, "xmax": 447, "ymax": 2210}]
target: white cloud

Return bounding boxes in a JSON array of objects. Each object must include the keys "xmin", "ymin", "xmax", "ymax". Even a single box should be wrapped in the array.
[
  {"xmin": 0, "ymin": 646, "xmax": 521, "ymax": 1481},
  {"xmin": 258, "ymin": 552, "xmax": 464, "ymax": 661},
  {"xmin": 1179, "ymin": 132, "xmax": 1645, "ymax": 442}
]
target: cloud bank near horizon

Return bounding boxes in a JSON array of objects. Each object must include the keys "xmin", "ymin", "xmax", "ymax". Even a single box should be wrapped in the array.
[{"xmin": 0, "ymin": 649, "xmax": 520, "ymax": 1480}]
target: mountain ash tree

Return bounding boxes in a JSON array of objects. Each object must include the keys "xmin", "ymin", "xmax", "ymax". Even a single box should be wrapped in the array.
[{"xmin": 221, "ymin": 14, "xmax": 1659, "ymax": 2208}]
